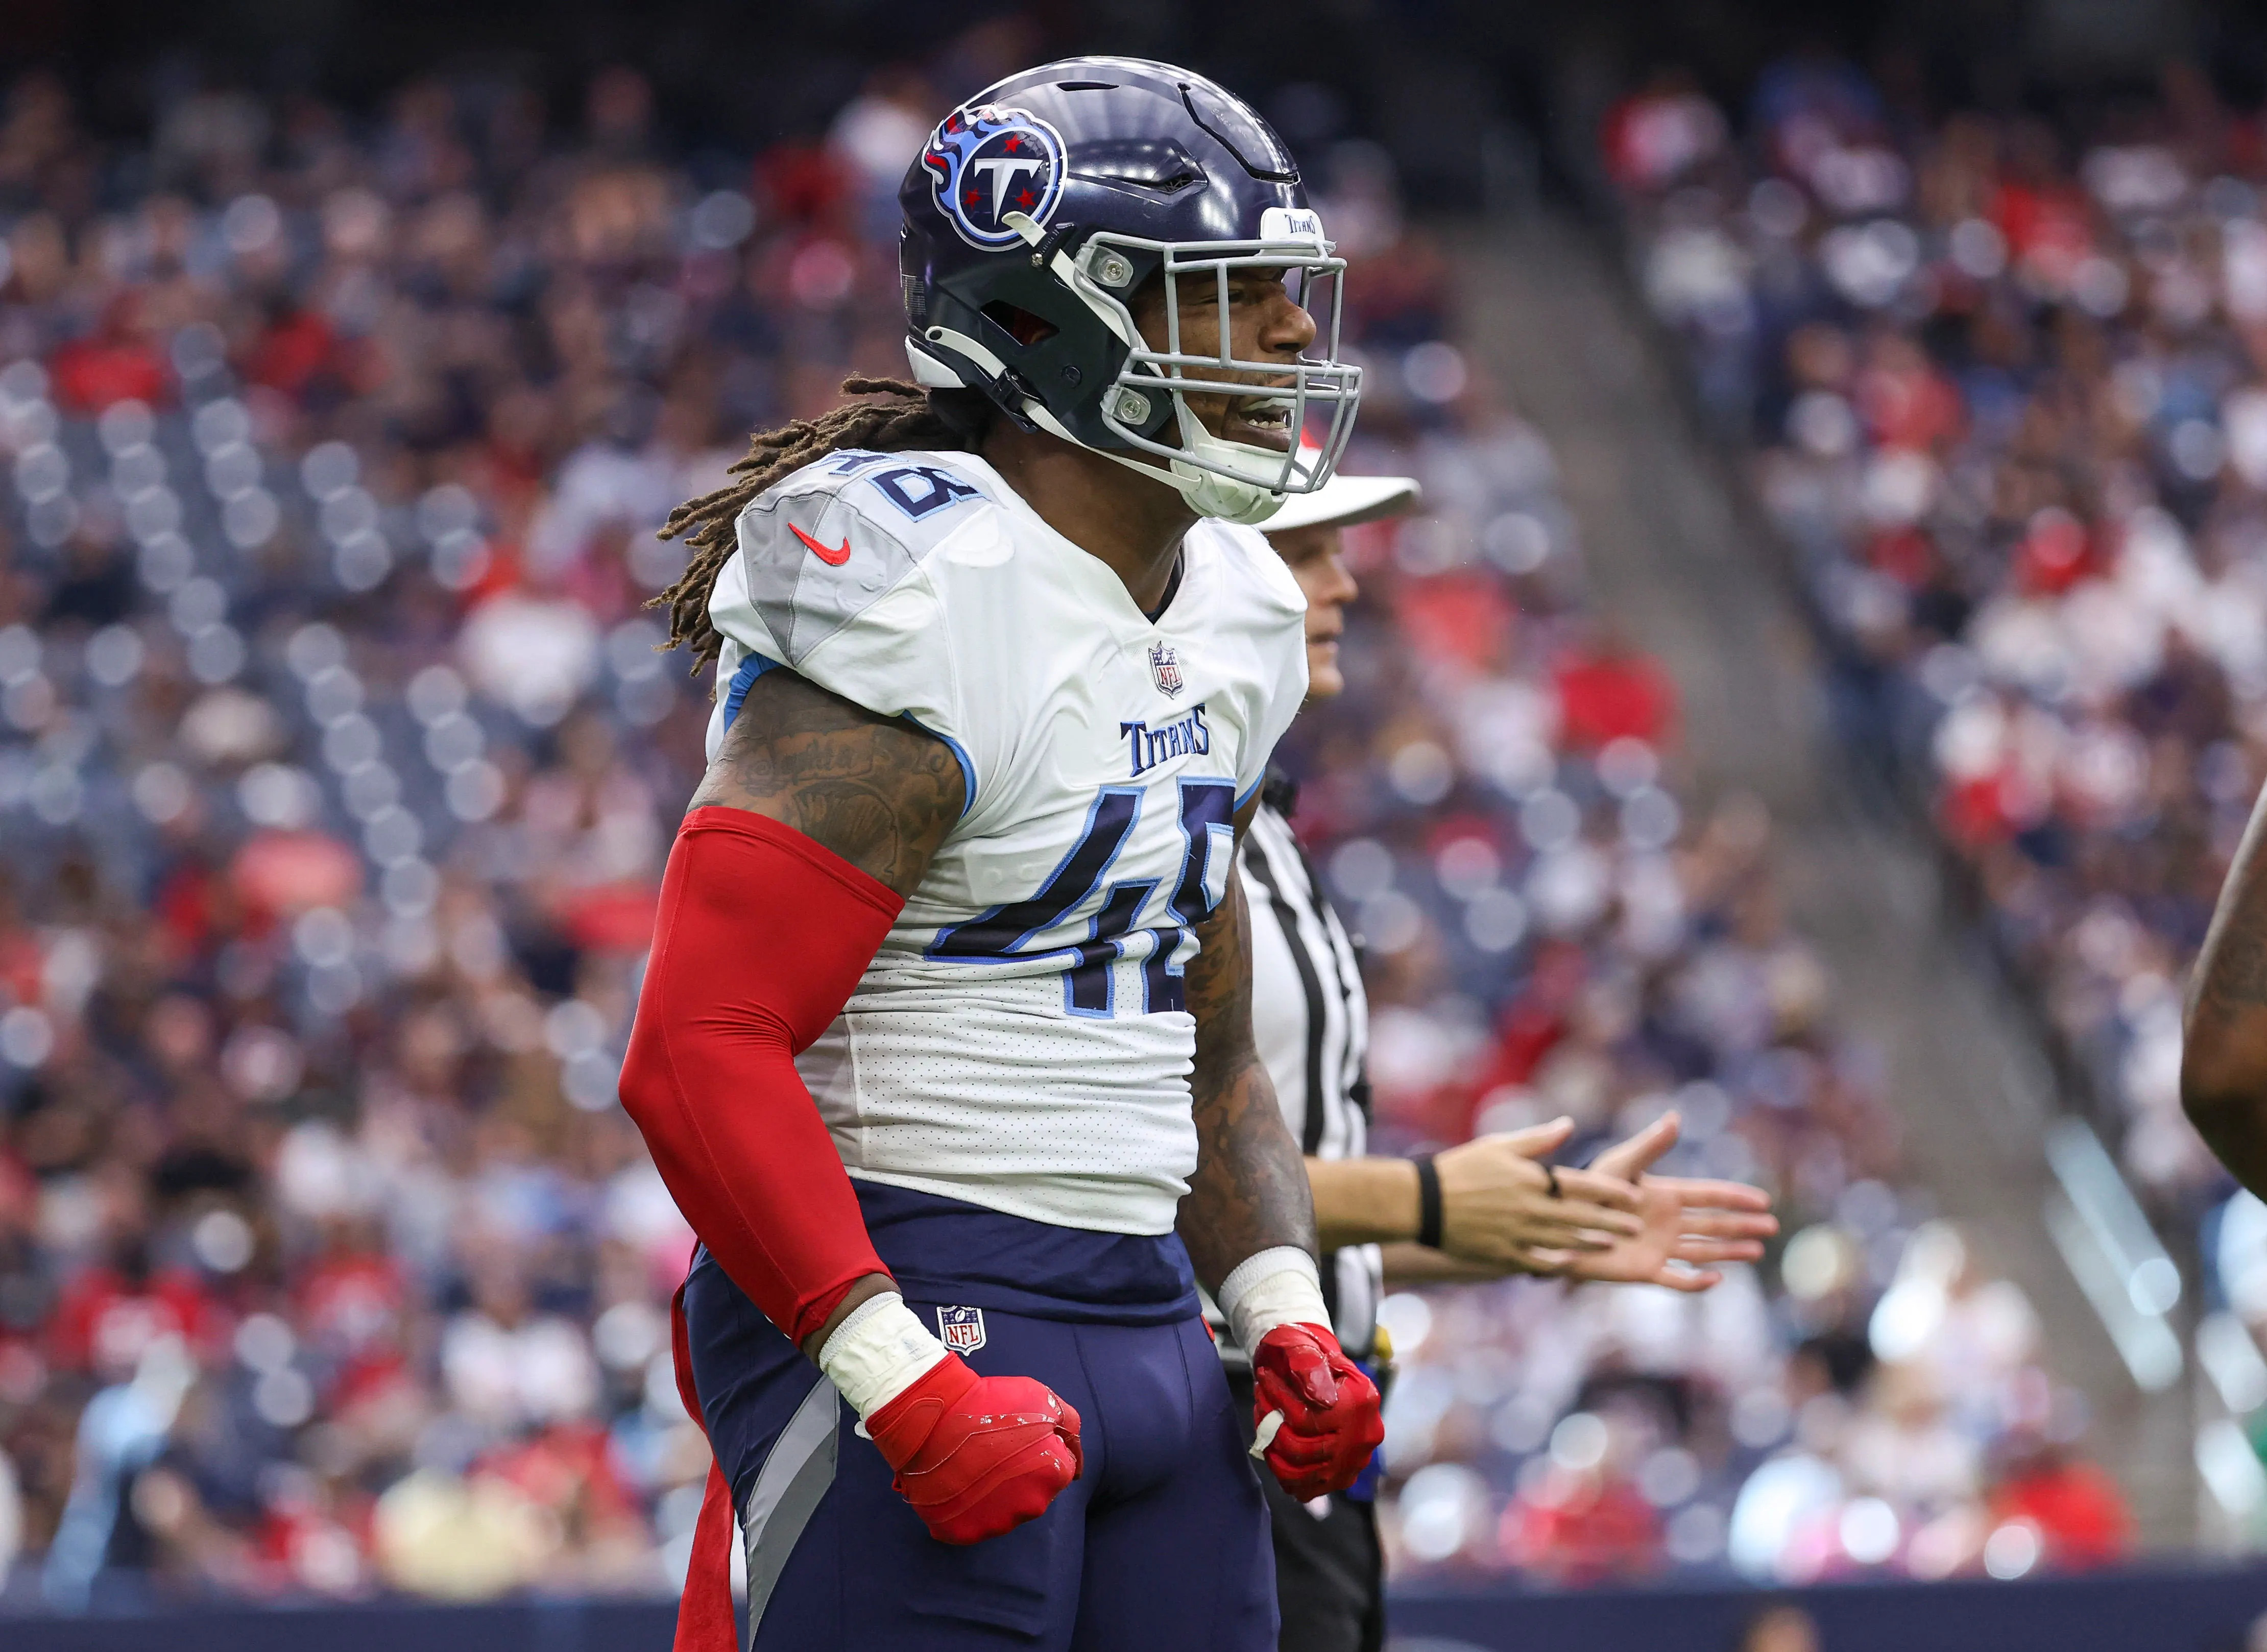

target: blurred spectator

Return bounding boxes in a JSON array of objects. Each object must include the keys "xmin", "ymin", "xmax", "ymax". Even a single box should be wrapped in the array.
[
  {"xmin": 1500, "ymin": 1406, "xmax": 1663, "ymax": 1585},
  {"xmin": 1608, "ymin": 51, "xmax": 2256, "ymax": 1203},
  {"xmin": 49, "ymin": 296, "xmax": 171, "ymax": 417},
  {"xmin": 1986, "ymin": 1432, "xmax": 2132, "ymax": 1569},
  {"xmin": 1738, "ymin": 1602, "xmax": 1823, "ymax": 1652},
  {"xmin": 1553, "ymin": 625, "xmax": 1679, "ymax": 751},
  {"xmin": 0, "ymin": 56, "xmax": 827, "ymax": 1602},
  {"xmin": 1609, "ymin": 50, "xmax": 2267, "ymax": 1544}
]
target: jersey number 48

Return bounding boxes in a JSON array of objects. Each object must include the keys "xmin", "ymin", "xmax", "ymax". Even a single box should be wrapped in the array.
[{"xmin": 928, "ymin": 778, "xmax": 1236, "ymax": 1017}]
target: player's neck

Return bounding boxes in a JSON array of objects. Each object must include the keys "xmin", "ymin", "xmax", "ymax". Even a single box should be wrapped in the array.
[{"xmin": 980, "ymin": 421, "xmax": 1194, "ymax": 614}]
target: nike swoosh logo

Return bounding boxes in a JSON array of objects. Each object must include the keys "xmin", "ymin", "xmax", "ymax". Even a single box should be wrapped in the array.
[{"xmin": 789, "ymin": 523, "xmax": 852, "ymax": 567}]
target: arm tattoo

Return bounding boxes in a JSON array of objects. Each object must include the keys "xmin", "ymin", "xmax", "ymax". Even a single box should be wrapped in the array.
[
  {"xmin": 688, "ymin": 670, "xmax": 964, "ymax": 899},
  {"xmin": 1175, "ymin": 869, "xmax": 1318, "ymax": 1294}
]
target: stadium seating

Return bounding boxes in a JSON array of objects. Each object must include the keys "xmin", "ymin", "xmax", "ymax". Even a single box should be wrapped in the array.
[
  {"xmin": 0, "ymin": 59, "xmax": 2121, "ymax": 1605},
  {"xmin": 1606, "ymin": 53, "xmax": 2267, "ymax": 1526},
  {"xmin": 1606, "ymin": 57, "xmax": 2259, "ymax": 1199}
]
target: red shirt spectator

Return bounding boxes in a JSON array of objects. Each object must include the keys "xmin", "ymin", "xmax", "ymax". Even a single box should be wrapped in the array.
[
  {"xmin": 228, "ymin": 828, "xmax": 364, "ymax": 932},
  {"xmin": 1854, "ymin": 343, "xmax": 1964, "ymax": 452},
  {"xmin": 1599, "ymin": 74, "xmax": 1726, "ymax": 193},
  {"xmin": 1479, "ymin": 940, "xmax": 1589, "ymax": 1091},
  {"xmin": 154, "ymin": 854, "xmax": 229, "ymax": 962},
  {"xmin": 47, "ymin": 295, "xmax": 171, "ymax": 414},
  {"xmin": 1501, "ymin": 1468, "xmax": 1662, "ymax": 1585},
  {"xmin": 1988, "ymin": 1449, "xmax": 2132, "ymax": 1569},
  {"xmin": 1990, "ymin": 180, "xmax": 2094, "ymax": 286},
  {"xmin": 2011, "ymin": 509, "xmax": 2094, "ymax": 596},
  {"xmin": 49, "ymin": 1259, "xmax": 219, "ymax": 1375},
  {"xmin": 1553, "ymin": 637, "xmax": 1677, "ymax": 751},
  {"xmin": 0, "ymin": 919, "xmax": 42, "ymax": 1010},
  {"xmin": 756, "ymin": 142, "xmax": 852, "ymax": 228},
  {"xmin": 243, "ymin": 300, "xmax": 343, "ymax": 401},
  {"xmin": 300, "ymin": 1247, "xmax": 408, "ymax": 1375},
  {"xmin": 475, "ymin": 1419, "xmax": 641, "ymax": 1531},
  {"xmin": 1395, "ymin": 572, "xmax": 1516, "ymax": 674}
]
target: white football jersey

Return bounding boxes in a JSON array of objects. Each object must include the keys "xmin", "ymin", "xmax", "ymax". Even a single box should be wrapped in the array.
[{"xmin": 702, "ymin": 447, "xmax": 1308, "ymax": 1235}]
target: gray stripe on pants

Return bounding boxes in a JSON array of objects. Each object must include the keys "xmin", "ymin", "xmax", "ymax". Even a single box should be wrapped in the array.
[{"xmin": 743, "ymin": 1375, "xmax": 841, "ymax": 1642}]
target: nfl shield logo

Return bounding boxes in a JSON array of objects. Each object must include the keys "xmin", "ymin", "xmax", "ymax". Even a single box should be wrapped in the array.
[
  {"xmin": 1148, "ymin": 641, "xmax": 1186, "ymax": 698},
  {"xmin": 936, "ymin": 1305, "xmax": 986, "ymax": 1354}
]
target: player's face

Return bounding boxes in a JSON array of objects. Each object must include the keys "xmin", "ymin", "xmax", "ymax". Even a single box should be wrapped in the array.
[
  {"xmin": 1265, "ymin": 522, "xmax": 1358, "ymax": 700},
  {"xmin": 1130, "ymin": 269, "xmax": 1317, "ymax": 454}
]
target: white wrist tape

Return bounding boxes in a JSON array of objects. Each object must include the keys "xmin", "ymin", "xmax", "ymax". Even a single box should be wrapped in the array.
[
  {"xmin": 815, "ymin": 1292, "xmax": 950, "ymax": 1420},
  {"xmin": 1217, "ymin": 1247, "xmax": 1329, "ymax": 1352}
]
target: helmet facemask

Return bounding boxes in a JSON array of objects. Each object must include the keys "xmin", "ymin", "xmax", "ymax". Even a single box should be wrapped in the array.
[{"xmin": 983, "ymin": 209, "xmax": 1363, "ymax": 525}]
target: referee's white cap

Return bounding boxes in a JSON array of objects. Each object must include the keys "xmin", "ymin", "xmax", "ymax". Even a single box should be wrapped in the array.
[{"xmin": 1265, "ymin": 461, "xmax": 1421, "ymax": 533}]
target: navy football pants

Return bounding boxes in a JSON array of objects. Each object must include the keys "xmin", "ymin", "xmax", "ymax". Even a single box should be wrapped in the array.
[{"xmin": 682, "ymin": 1250, "xmax": 1279, "ymax": 1650}]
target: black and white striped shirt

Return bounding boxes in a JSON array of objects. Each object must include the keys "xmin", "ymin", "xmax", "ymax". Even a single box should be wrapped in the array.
[{"xmin": 1212, "ymin": 785, "xmax": 1384, "ymax": 1362}]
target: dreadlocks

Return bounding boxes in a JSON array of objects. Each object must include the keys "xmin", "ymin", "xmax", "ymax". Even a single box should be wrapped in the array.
[{"xmin": 652, "ymin": 375, "xmax": 994, "ymax": 672}]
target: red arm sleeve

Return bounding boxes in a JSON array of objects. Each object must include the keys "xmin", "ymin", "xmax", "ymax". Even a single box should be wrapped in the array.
[{"xmin": 619, "ymin": 806, "xmax": 898, "ymax": 1347}]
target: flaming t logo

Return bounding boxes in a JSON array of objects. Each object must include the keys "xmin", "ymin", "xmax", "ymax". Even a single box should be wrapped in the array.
[{"xmin": 922, "ymin": 106, "xmax": 1067, "ymax": 250}]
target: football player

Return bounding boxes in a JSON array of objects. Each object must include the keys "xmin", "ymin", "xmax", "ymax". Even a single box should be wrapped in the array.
[
  {"xmin": 1225, "ymin": 469, "xmax": 1780, "ymax": 1651},
  {"xmin": 618, "ymin": 58, "xmax": 1391, "ymax": 1652}
]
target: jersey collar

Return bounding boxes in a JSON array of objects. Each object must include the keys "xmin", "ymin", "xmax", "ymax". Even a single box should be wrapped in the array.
[{"xmin": 945, "ymin": 451, "xmax": 1207, "ymax": 638}]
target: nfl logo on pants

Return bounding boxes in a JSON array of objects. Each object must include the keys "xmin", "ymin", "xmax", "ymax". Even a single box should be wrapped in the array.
[{"xmin": 936, "ymin": 1305, "xmax": 986, "ymax": 1354}]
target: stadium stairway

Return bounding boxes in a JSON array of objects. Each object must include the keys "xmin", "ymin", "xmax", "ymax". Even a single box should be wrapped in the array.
[{"xmin": 1448, "ymin": 212, "xmax": 2197, "ymax": 1548}]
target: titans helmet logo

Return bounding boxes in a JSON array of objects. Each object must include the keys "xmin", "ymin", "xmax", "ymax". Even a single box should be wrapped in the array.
[{"xmin": 922, "ymin": 105, "xmax": 1067, "ymax": 251}]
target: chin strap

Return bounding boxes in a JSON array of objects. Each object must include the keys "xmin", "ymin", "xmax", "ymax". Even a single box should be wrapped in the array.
[
  {"xmin": 905, "ymin": 327, "xmax": 1288, "ymax": 527},
  {"xmin": 1024, "ymin": 386, "xmax": 1284, "ymax": 525},
  {"xmin": 1170, "ymin": 426, "xmax": 1291, "ymax": 525}
]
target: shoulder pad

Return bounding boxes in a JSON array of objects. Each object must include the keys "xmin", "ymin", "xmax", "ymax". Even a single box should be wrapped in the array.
[
  {"xmin": 767, "ymin": 448, "xmax": 994, "ymax": 529},
  {"xmin": 1199, "ymin": 520, "xmax": 1307, "ymax": 617},
  {"xmin": 735, "ymin": 449, "xmax": 995, "ymax": 662}
]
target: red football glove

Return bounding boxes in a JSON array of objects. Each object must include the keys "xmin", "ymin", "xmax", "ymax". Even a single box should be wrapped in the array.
[
  {"xmin": 863, "ymin": 1352, "xmax": 1083, "ymax": 1544},
  {"xmin": 1250, "ymin": 1323, "xmax": 1384, "ymax": 1501}
]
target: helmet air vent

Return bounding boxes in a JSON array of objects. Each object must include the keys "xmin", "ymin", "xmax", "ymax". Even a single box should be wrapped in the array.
[
  {"xmin": 980, "ymin": 302, "xmax": 1059, "ymax": 348},
  {"xmin": 1177, "ymin": 84, "xmax": 1297, "ymax": 183},
  {"xmin": 1069, "ymin": 137, "xmax": 1207, "ymax": 194}
]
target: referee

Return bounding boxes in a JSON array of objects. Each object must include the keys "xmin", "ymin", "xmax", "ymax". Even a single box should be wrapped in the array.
[{"xmin": 1220, "ymin": 469, "xmax": 1778, "ymax": 1651}]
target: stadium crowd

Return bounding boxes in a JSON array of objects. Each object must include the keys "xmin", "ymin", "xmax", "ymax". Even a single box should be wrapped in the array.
[
  {"xmin": 0, "ymin": 46, "xmax": 2125, "ymax": 1608},
  {"xmin": 1606, "ymin": 52, "xmax": 2267, "ymax": 1505}
]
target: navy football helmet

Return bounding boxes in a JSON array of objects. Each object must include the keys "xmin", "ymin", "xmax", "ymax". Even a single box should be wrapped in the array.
[{"xmin": 899, "ymin": 57, "xmax": 1361, "ymax": 525}]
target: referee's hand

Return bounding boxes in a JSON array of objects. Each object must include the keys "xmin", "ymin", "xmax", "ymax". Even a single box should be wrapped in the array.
[
  {"xmin": 1553, "ymin": 1111, "xmax": 1778, "ymax": 1292},
  {"xmin": 1432, "ymin": 1119, "xmax": 1644, "ymax": 1271}
]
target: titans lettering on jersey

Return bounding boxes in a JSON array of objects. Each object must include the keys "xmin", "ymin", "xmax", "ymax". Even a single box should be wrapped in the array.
[
  {"xmin": 701, "ymin": 448, "xmax": 1309, "ymax": 1236},
  {"xmin": 1122, "ymin": 703, "xmax": 1210, "ymax": 778}
]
